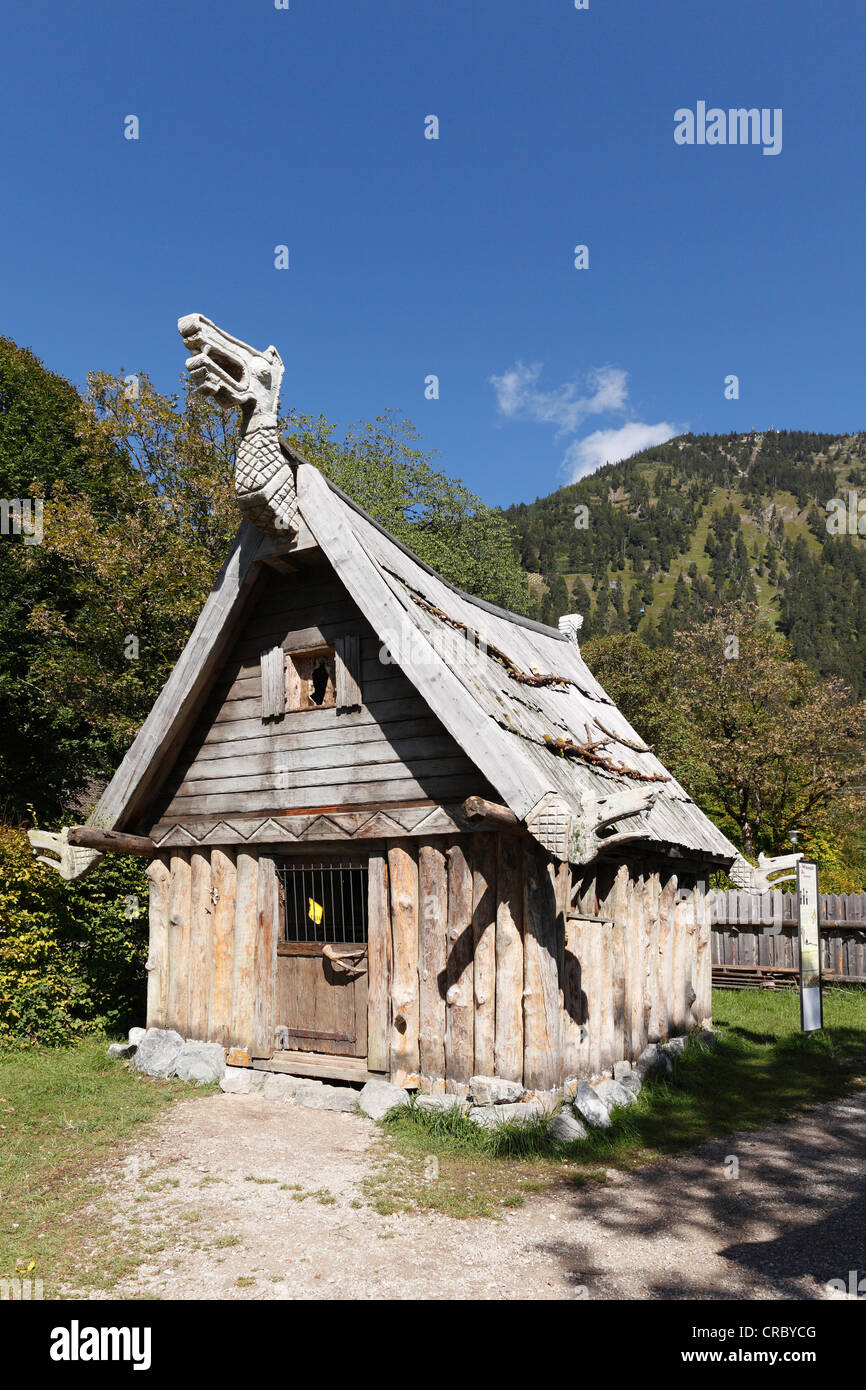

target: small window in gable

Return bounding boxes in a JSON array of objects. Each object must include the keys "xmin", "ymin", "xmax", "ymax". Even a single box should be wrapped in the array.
[{"xmin": 287, "ymin": 648, "xmax": 337, "ymax": 711}]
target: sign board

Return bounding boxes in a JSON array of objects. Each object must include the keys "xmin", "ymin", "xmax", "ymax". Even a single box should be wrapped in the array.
[{"xmin": 796, "ymin": 860, "xmax": 823, "ymax": 1032}]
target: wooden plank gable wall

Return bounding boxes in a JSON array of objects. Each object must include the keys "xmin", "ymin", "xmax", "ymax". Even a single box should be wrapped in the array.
[{"xmin": 143, "ymin": 561, "xmax": 494, "ymax": 834}]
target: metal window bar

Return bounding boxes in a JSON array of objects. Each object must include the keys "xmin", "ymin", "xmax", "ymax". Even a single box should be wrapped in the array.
[{"xmin": 278, "ymin": 860, "xmax": 368, "ymax": 944}]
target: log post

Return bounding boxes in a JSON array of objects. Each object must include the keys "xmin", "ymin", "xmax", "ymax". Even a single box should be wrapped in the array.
[
  {"xmin": 461, "ymin": 797, "xmax": 520, "ymax": 830},
  {"xmin": 230, "ymin": 850, "xmax": 259, "ymax": 1052},
  {"xmin": 145, "ymin": 855, "xmax": 171, "ymax": 1030},
  {"xmin": 208, "ymin": 848, "xmax": 237, "ymax": 1048},
  {"xmin": 522, "ymin": 847, "xmax": 561, "ymax": 1091},
  {"xmin": 495, "ymin": 834, "xmax": 524, "ymax": 1082},
  {"xmin": 471, "ymin": 835, "xmax": 497, "ymax": 1079},
  {"xmin": 68, "ymin": 825, "xmax": 157, "ymax": 856},
  {"xmin": 444, "ymin": 839, "xmax": 474, "ymax": 1090},
  {"xmin": 366, "ymin": 851, "xmax": 392, "ymax": 1074},
  {"xmin": 418, "ymin": 843, "xmax": 447, "ymax": 1091},
  {"xmin": 253, "ymin": 855, "xmax": 278, "ymax": 1058},
  {"xmin": 187, "ymin": 850, "xmax": 213, "ymax": 1042},
  {"xmin": 166, "ymin": 850, "xmax": 192, "ymax": 1035},
  {"xmin": 644, "ymin": 869, "xmax": 662, "ymax": 1044},
  {"xmin": 659, "ymin": 871, "xmax": 677, "ymax": 1036},
  {"xmin": 388, "ymin": 841, "xmax": 420, "ymax": 1087}
]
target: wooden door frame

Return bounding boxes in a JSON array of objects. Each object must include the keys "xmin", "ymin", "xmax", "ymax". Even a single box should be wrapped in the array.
[{"xmin": 273, "ymin": 846, "xmax": 372, "ymax": 1058}]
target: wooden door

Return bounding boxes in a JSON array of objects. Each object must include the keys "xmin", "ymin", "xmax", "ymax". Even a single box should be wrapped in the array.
[{"xmin": 275, "ymin": 858, "xmax": 369, "ymax": 1057}]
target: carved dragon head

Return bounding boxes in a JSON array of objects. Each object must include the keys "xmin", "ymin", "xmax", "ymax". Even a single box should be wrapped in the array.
[{"xmin": 178, "ymin": 313, "xmax": 284, "ymax": 424}]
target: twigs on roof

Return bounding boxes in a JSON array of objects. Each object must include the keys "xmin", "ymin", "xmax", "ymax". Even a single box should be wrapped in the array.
[
  {"xmin": 543, "ymin": 734, "xmax": 671, "ymax": 783},
  {"xmin": 407, "ymin": 592, "xmax": 575, "ymax": 689}
]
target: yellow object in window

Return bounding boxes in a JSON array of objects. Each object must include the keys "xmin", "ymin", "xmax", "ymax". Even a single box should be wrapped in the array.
[{"xmin": 308, "ymin": 898, "xmax": 324, "ymax": 926}]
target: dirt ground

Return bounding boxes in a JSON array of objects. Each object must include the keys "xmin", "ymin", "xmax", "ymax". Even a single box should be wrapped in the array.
[{"xmin": 62, "ymin": 1088, "xmax": 866, "ymax": 1301}]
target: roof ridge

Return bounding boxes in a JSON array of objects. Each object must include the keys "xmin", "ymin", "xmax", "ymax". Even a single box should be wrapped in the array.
[{"xmin": 278, "ymin": 439, "xmax": 569, "ymax": 642}]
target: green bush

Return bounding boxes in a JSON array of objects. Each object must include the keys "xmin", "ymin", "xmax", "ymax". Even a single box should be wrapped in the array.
[{"xmin": 0, "ymin": 825, "xmax": 148, "ymax": 1046}]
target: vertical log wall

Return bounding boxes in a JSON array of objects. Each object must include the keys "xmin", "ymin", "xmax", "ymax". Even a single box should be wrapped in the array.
[
  {"xmin": 145, "ymin": 835, "xmax": 711, "ymax": 1088},
  {"xmin": 371, "ymin": 834, "xmax": 712, "ymax": 1094},
  {"xmin": 145, "ymin": 846, "xmax": 278, "ymax": 1057}
]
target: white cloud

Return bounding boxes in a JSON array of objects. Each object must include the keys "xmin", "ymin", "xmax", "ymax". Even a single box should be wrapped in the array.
[
  {"xmin": 489, "ymin": 360, "xmax": 682, "ymax": 479},
  {"xmin": 563, "ymin": 420, "xmax": 680, "ymax": 480},
  {"xmin": 489, "ymin": 363, "xmax": 628, "ymax": 436}
]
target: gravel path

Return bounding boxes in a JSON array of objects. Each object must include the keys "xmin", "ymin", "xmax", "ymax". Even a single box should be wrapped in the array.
[{"xmin": 63, "ymin": 1088, "xmax": 866, "ymax": 1301}]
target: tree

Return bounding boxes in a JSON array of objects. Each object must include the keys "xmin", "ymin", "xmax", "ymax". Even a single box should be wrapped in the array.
[
  {"xmin": 584, "ymin": 609, "xmax": 866, "ymax": 858},
  {"xmin": 286, "ymin": 409, "xmax": 531, "ymax": 615},
  {"xmin": 0, "ymin": 338, "xmax": 129, "ymax": 822},
  {"xmin": 1, "ymin": 350, "xmax": 533, "ymax": 821}
]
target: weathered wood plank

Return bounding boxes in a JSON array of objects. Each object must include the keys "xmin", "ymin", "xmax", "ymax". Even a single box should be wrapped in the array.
[
  {"xmin": 260, "ymin": 645, "xmax": 286, "ymax": 720},
  {"xmin": 562, "ymin": 909, "xmax": 587, "ymax": 1079},
  {"xmin": 335, "ymin": 632, "xmax": 363, "ymax": 712},
  {"xmin": 659, "ymin": 873, "xmax": 677, "ymax": 1037},
  {"xmin": 418, "ymin": 843, "xmax": 447, "ymax": 1090},
  {"xmin": 445, "ymin": 839, "xmax": 474, "ymax": 1088},
  {"xmin": 471, "ymin": 835, "xmax": 497, "ymax": 1079},
  {"xmin": 187, "ymin": 850, "xmax": 213, "ymax": 1041},
  {"xmin": 165, "ymin": 850, "xmax": 192, "ymax": 1035},
  {"xmin": 157, "ymin": 772, "xmax": 489, "ymax": 819},
  {"xmin": 644, "ymin": 870, "xmax": 662, "ymax": 1044},
  {"xmin": 208, "ymin": 847, "xmax": 237, "ymax": 1048},
  {"xmin": 522, "ymin": 846, "xmax": 561, "ymax": 1091},
  {"xmin": 195, "ymin": 696, "xmax": 436, "ymax": 745},
  {"xmin": 183, "ymin": 716, "xmax": 446, "ymax": 765},
  {"xmin": 388, "ymin": 842, "xmax": 420, "ymax": 1086},
  {"xmin": 629, "ymin": 869, "xmax": 646, "ymax": 1060},
  {"xmin": 167, "ymin": 735, "xmax": 469, "ymax": 787},
  {"xmin": 366, "ymin": 851, "xmax": 392, "ymax": 1073},
  {"xmin": 230, "ymin": 850, "xmax": 260, "ymax": 1053},
  {"xmin": 494, "ymin": 834, "xmax": 524, "ymax": 1082},
  {"xmin": 145, "ymin": 855, "xmax": 171, "ymax": 1029},
  {"xmin": 253, "ymin": 855, "xmax": 278, "ymax": 1057}
]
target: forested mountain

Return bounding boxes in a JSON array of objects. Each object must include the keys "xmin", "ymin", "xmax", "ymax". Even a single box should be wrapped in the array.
[{"xmin": 505, "ymin": 430, "xmax": 866, "ymax": 695}]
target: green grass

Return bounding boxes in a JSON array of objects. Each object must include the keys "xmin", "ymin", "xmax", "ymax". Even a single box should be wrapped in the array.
[
  {"xmin": 0, "ymin": 1037, "xmax": 209, "ymax": 1294},
  {"xmin": 373, "ymin": 986, "xmax": 866, "ymax": 1217}
]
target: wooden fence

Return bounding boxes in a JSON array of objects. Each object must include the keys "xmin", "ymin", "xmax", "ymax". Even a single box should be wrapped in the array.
[{"xmin": 710, "ymin": 890, "xmax": 866, "ymax": 987}]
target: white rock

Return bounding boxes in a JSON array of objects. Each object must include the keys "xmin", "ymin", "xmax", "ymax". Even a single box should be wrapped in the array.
[
  {"xmin": 619, "ymin": 1070, "xmax": 643, "ymax": 1098},
  {"xmin": 469, "ymin": 1075, "xmax": 525, "ymax": 1105},
  {"xmin": 358, "ymin": 1079, "xmax": 410, "ymax": 1121},
  {"xmin": 132, "ymin": 1028, "xmax": 185, "ymax": 1078},
  {"xmin": 220, "ymin": 1068, "xmax": 265, "ymax": 1095},
  {"xmin": 294, "ymin": 1084, "xmax": 358, "ymax": 1113},
  {"xmin": 634, "ymin": 1044, "xmax": 660, "ymax": 1077},
  {"xmin": 470, "ymin": 1099, "xmax": 545, "ymax": 1129},
  {"xmin": 662, "ymin": 1035, "xmax": 688, "ymax": 1058},
  {"xmin": 262, "ymin": 1072, "xmax": 312, "ymax": 1101},
  {"xmin": 415, "ymin": 1094, "xmax": 468, "ymax": 1114},
  {"xmin": 613, "ymin": 1060, "xmax": 632, "ymax": 1082},
  {"xmin": 595, "ymin": 1078, "xmax": 635, "ymax": 1111},
  {"xmin": 107, "ymin": 1042, "xmax": 135, "ymax": 1059},
  {"xmin": 548, "ymin": 1110, "xmax": 587, "ymax": 1143},
  {"xmin": 572, "ymin": 1081, "xmax": 612, "ymax": 1129},
  {"xmin": 173, "ymin": 1040, "xmax": 226, "ymax": 1085},
  {"xmin": 128, "ymin": 1027, "xmax": 146, "ymax": 1046}
]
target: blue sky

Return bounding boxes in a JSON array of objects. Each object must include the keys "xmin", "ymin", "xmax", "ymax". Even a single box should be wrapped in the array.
[{"xmin": 1, "ymin": 0, "xmax": 863, "ymax": 506}]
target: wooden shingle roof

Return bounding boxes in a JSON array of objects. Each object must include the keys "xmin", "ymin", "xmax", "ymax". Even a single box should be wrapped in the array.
[{"xmin": 86, "ymin": 450, "xmax": 738, "ymax": 868}]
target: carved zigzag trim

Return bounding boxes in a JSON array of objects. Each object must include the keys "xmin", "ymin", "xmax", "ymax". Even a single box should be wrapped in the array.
[{"xmin": 151, "ymin": 806, "xmax": 469, "ymax": 848}]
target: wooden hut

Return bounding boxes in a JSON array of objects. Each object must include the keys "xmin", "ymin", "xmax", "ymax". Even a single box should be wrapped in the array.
[{"xmin": 31, "ymin": 314, "xmax": 738, "ymax": 1094}]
